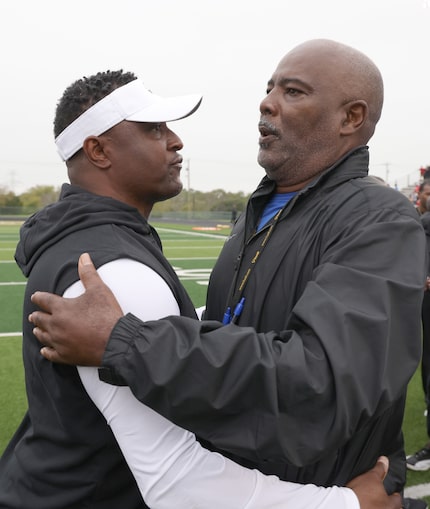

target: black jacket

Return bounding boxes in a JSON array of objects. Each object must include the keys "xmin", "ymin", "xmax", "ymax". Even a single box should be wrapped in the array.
[
  {"xmin": 421, "ymin": 211, "xmax": 430, "ymax": 275},
  {"xmin": 101, "ymin": 147, "xmax": 427, "ymax": 493},
  {"xmin": 0, "ymin": 184, "xmax": 196, "ymax": 509}
]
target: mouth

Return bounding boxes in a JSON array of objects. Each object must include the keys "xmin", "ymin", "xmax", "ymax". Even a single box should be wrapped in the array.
[
  {"xmin": 258, "ymin": 120, "xmax": 279, "ymax": 146},
  {"xmin": 170, "ymin": 157, "xmax": 183, "ymax": 171}
]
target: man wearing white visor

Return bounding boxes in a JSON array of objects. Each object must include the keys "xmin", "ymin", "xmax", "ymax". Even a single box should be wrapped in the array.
[
  {"xmin": 54, "ymin": 78, "xmax": 202, "ymax": 161},
  {"xmin": 0, "ymin": 70, "xmax": 400, "ymax": 509}
]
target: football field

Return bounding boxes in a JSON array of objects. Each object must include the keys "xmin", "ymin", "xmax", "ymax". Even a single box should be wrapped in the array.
[
  {"xmin": 0, "ymin": 221, "xmax": 226, "ymax": 453},
  {"xmin": 1, "ymin": 221, "xmax": 429, "ymax": 501}
]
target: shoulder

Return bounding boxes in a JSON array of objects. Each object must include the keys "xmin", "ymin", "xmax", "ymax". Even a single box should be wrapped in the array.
[{"xmin": 347, "ymin": 177, "xmax": 419, "ymax": 219}]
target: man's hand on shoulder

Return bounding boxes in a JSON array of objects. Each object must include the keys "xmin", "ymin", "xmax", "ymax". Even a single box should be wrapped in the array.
[{"xmin": 29, "ymin": 253, "xmax": 124, "ymax": 366}]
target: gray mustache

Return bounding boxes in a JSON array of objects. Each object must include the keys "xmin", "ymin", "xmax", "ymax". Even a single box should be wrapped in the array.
[{"xmin": 258, "ymin": 120, "xmax": 279, "ymax": 136}]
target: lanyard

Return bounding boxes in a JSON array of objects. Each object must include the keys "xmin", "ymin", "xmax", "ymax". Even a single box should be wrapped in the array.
[{"xmin": 222, "ymin": 206, "xmax": 285, "ymax": 325}]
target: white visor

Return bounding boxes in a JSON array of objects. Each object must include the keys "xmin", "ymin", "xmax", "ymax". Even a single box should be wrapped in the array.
[{"xmin": 55, "ymin": 79, "xmax": 203, "ymax": 161}]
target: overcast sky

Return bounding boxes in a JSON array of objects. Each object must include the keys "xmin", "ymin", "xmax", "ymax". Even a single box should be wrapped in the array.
[{"xmin": 1, "ymin": 0, "xmax": 429, "ymax": 195}]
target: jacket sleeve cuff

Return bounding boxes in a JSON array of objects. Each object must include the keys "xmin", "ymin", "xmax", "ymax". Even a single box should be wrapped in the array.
[{"xmin": 98, "ymin": 313, "xmax": 144, "ymax": 386}]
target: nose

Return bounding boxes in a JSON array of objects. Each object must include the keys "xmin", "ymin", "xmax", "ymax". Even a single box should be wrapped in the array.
[
  {"xmin": 259, "ymin": 91, "xmax": 277, "ymax": 116},
  {"xmin": 167, "ymin": 128, "xmax": 183, "ymax": 151}
]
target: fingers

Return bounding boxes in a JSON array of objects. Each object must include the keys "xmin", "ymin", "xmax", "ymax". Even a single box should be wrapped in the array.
[
  {"xmin": 30, "ymin": 291, "xmax": 62, "ymax": 313},
  {"xmin": 29, "ymin": 311, "xmax": 53, "ymax": 342},
  {"xmin": 78, "ymin": 253, "xmax": 103, "ymax": 289},
  {"xmin": 29, "ymin": 253, "xmax": 99, "ymax": 312},
  {"xmin": 31, "ymin": 321, "xmax": 67, "ymax": 363},
  {"xmin": 374, "ymin": 455, "xmax": 389, "ymax": 480},
  {"xmin": 27, "ymin": 253, "xmax": 119, "ymax": 367},
  {"xmin": 39, "ymin": 346, "xmax": 67, "ymax": 364},
  {"xmin": 390, "ymin": 492, "xmax": 402, "ymax": 509},
  {"xmin": 346, "ymin": 456, "xmax": 389, "ymax": 491},
  {"xmin": 31, "ymin": 324, "xmax": 50, "ymax": 344}
]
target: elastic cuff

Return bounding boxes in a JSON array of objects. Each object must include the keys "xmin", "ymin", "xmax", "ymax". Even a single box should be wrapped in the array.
[{"xmin": 99, "ymin": 313, "xmax": 144, "ymax": 386}]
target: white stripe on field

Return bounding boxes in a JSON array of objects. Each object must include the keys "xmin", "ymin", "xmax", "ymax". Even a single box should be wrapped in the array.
[
  {"xmin": 163, "ymin": 246, "xmax": 223, "ymax": 250},
  {"xmin": 404, "ymin": 482, "xmax": 430, "ymax": 498},
  {"xmin": 157, "ymin": 227, "xmax": 229, "ymax": 240},
  {"xmin": 168, "ymin": 257, "xmax": 218, "ymax": 261}
]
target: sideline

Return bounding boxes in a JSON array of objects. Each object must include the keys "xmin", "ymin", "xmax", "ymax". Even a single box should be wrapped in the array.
[
  {"xmin": 0, "ymin": 332, "xmax": 22, "ymax": 338},
  {"xmin": 405, "ymin": 483, "xmax": 430, "ymax": 498}
]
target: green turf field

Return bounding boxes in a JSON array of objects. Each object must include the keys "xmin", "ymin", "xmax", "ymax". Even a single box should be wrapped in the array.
[
  {"xmin": 0, "ymin": 221, "xmax": 226, "ymax": 452},
  {"xmin": 1, "ymin": 221, "xmax": 429, "ymax": 502}
]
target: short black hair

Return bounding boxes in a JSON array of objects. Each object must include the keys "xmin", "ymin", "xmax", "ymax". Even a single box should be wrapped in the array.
[{"xmin": 54, "ymin": 70, "xmax": 137, "ymax": 138}]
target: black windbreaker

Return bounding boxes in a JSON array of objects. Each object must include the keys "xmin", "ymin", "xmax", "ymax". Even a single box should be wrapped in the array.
[
  {"xmin": 100, "ymin": 147, "xmax": 427, "ymax": 493},
  {"xmin": 0, "ymin": 184, "xmax": 196, "ymax": 509}
]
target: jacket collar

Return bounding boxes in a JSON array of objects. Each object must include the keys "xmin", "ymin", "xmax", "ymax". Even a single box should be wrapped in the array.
[{"xmin": 244, "ymin": 146, "xmax": 370, "ymax": 237}]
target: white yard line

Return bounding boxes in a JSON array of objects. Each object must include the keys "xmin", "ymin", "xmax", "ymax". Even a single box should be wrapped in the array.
[
  {"xmin": 157, "ymin": 227, "xmax": 229, "ymax": 240},
  {"xmin": 404, "ymin": 483, "xmax": 430, "ymax": 498}
]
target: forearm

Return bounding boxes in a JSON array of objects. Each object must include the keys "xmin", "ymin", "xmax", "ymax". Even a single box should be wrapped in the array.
[
  {"xmin": 79, "ymin": 365, "xmax": 359, "ymax": 509},
  {"xmin": 101, "ymin": 312, "xmax": 345, "ymax": 464}
]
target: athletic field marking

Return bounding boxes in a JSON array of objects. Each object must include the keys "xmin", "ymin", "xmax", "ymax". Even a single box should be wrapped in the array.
[
  {"xmin": 404, "ymin": 482, "xmax": 430, "ymax": 498},
  {"xmin": 0, "ymin": 282, "xmax": 26, "ymax": 286},
  {"xmin": 0, "ymin": 332, "xmax": 21, "ymax": 338},
  {"xmin": 163, "ymin": 246, "xmax": 222, "ymax": 250},
  {"xmin": 168, "ymin": 257, "xmax": 218, "ymax": 261},
  {"xmin": 157, "ymin": 227, "xmax": 229, "ymax": 240}
]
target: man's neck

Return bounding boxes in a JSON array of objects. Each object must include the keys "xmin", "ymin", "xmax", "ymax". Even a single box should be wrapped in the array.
[{"xmin": 276, "ymin": 176, "xmax": 315, "ymax": 193}]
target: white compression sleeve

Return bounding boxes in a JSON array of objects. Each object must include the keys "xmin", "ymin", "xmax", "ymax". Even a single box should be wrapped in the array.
[{"xmin": 67, "ymin": 258, "xmax": 359, "ymax": 509}]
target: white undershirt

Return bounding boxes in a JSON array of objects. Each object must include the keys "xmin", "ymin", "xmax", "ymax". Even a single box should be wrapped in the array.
[{"xmin": 64, "ymin": 258, "xmax": 359, "ymax": 509}]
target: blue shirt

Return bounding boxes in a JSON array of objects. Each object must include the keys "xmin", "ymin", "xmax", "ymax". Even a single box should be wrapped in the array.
[{"xmin": 257, "ymin": 192, "xmax": 297, "ymax": 231}]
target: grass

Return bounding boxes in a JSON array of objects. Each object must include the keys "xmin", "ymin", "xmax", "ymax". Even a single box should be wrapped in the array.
[
  {"xmin": 0, "ymin": 337, "xmax": 26, "ymax": 448},
  {"xmin": 1, "ymin": 221, "xmax": 429, "ymax": 503},
  {"xmin": 404, "ymin": 370, "xmax": 430, "ymax": 504}
]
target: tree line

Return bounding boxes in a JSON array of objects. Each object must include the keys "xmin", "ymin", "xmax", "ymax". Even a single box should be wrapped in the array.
[{"xmin": 0, "ymin": 185, "xmax": 250, "ymax": 217}]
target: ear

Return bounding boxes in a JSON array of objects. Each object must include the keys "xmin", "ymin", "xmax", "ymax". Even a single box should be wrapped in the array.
[
  {"xmin": 82, "ymin": 136, "xmax": 111, "ymax": 169},
  {"xmin": 340, "ymin": 100, "xmax": 368, "ymax": 136}
]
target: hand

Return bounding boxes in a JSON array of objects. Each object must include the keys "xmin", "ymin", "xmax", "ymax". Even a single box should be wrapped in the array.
[
  {"xmin": 29, "ymin": 253, "xmax": 124, "ymax": 366},
  {"xmin": 346, "ymin": 456, "xmax": 401, "ymax": 509}
]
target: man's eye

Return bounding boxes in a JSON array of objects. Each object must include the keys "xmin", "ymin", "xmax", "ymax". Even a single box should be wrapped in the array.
[{"xmin": 286, "ymin": 88, "xmax": 300, "ymax": 96}]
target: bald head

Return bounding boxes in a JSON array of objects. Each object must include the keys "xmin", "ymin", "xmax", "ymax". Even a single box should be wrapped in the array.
[
  {"xmin": 258, "ymin": 39, "xmax": 385, "ymax": 190},
  {"xmin": 285, "ymin": 39, "xmax": 384, "ymax": 141}
]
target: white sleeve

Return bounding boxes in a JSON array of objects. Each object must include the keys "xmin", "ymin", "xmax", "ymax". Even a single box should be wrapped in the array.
[{"xmin": 66, "ymin": 258, "xmax": 360, "ymax": 509}]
